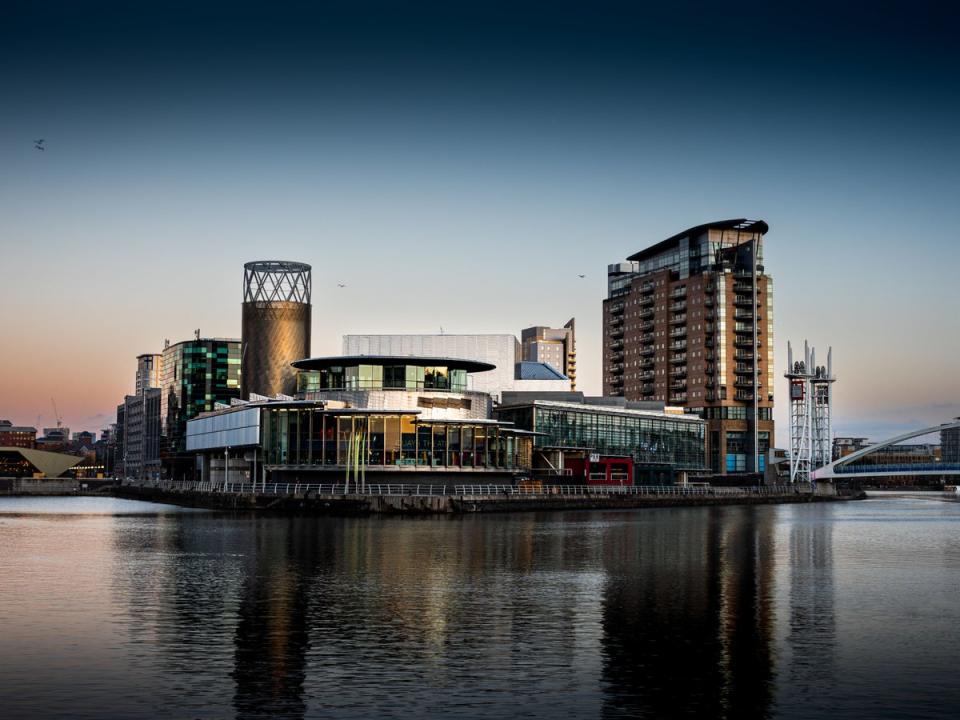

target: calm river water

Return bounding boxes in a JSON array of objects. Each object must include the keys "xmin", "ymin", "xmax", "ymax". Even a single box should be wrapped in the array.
[{"xmin": 0, "ymin": 494, "xmax": 958, "ymax": 719}]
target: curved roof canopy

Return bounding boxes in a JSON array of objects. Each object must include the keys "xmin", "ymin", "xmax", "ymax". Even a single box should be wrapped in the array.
[
  {"xmin": 292, "ymin": 355, "xmax": 496, "ymax": 374},
  {"xmin": 627, "ymin": 218, "xmax": 769, "ymax": 262}
]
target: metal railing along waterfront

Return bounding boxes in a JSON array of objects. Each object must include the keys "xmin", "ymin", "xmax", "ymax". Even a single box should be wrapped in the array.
[{"xmin": 143, "ymin": 479, "xmax": 802, "ymax": 498}]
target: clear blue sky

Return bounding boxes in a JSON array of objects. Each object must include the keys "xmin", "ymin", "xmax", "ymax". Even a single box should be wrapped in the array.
[{"xmin": 1, "ymin": 1, "xmax": 957, "ymax": 444}]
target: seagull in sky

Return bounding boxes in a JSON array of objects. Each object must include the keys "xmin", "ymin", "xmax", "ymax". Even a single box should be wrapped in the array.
[
  {"xmin": 577, "ymin": 274, "xmax": 586, "ymax": 278},
  {"xmin": 34, "ymin": 139, "xmax": 45, "ymax": 151},
  {"xmin": 337, "ymin": 282, "xmax": 347, "ymax": 288}
]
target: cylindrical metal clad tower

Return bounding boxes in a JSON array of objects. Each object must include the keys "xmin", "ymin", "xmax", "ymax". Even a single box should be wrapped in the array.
[{"xmin": 241, "ymin": 261, "xmax": 312, "ymax": 399}]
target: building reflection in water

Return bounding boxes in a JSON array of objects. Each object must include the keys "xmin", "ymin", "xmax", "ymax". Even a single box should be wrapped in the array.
[
  {"xmin": 231, "ymin": 518, "xmax": 331, "ymax": 720},
  {"xmin": 783, "ymin": 505, "xmax": 836, "ymax": 705},
  {"xmin": 599, "ymin": 506, "xmax": 777, "ymax": 719}
]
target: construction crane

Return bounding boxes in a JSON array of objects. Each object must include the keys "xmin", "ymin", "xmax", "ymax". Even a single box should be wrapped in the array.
[{"xmin": 50, "ymin": 398, "xmax": 63, "ymax": 430}]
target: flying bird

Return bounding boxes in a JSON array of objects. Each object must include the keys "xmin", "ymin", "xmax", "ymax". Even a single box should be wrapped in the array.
[
  {"xmin": 34, "ymin": 139, "xmax": 45, "ymax": 151},
  {"xmin": 337, "ymin": 283, "xmax": 347, "ymax": 288},
  {"xmin": 577, "ymin": 274, "xmax": 586, "ymax": 278}
]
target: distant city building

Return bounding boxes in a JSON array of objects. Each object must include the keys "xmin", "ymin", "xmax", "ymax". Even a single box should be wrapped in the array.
[
  {"xmin": 36, "ymin": 427, "xmax": 70, "ymax": 452},
  {"xmin": 186, "ymin": 355, "xmax": 536, "ymax": 486},
  {"xmin": 0, "ymin": 421, "xmax": 37, "ymax": 449},
  {"xmin": 241, "ymin": 261, "xmax": 311, "ymax": 398},
  {"xmin": 494, "ymin": 393, "xmax": 706, "ymax": 485},
  {"xmin": 160, "ymin": 337, "xmax": 241, "ymax": 476},
  {"xmin": 942, "ymin": 419, "xmax": 960, "ymax": 464},
  {"xmin": 521, "ymin": 319, "xmax": 577, "ymax": 390},
  {"xmin": 119, "ymin": 389, "xmax": 162, "ymax": 480},
  {"xmin": 343, "ymin": 334, "xmax": 571, "ymax": 400},
  {"xmin": 603, "ymin": 219, "xmax": 774, "ymax": 476},
  {"xmin": 135, "ymin": 353, "xmax": 163, "ymax": 395},
  {"xmin": 833, "ymin": 436, "xmax": 871, "ymax": 461}
]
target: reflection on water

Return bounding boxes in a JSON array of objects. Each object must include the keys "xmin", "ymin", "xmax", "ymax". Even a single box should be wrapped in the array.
[
  {"xmin": 0, "ymin": 497, "xmax": 959, "ymax": 719},
  {"xmin": 600, "ymin": 507, "xmax": 776, "ymax": 719}
]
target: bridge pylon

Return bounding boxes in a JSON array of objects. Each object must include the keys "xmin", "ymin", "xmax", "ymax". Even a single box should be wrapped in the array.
[{"xmin": 786, "ymin": 340, "xmax": 836, "ymax": 484}]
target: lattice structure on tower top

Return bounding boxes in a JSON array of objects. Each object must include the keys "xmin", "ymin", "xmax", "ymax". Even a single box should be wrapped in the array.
[{"xmin": 243, "ymin": 261, "xmax": 312, "ymax": 305}]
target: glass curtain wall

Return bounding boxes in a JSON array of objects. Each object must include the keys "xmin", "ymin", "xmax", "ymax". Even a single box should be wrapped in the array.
[{"xmin": 260, "ymin": 408, "xmax": 523, "ymax": 469}]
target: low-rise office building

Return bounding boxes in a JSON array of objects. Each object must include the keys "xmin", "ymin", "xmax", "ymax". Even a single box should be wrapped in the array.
[
  {"xmin": 0, "ymin": 421, "xmax": 37, "ymax": 449},
  {"xmin": 494, "ymin": 394, "xmax": 707, "ymax": 485}
]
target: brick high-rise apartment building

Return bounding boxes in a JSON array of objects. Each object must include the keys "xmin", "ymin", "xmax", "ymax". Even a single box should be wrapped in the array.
[{"xmin": 603, "ymin": 219, "xmax": 774, "ymax": 476}]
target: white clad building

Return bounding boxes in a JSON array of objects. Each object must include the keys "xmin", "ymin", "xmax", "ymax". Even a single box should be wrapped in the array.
[{"xmin": 343, "ymin": 334, "xmax": 571, "ymax": 401}]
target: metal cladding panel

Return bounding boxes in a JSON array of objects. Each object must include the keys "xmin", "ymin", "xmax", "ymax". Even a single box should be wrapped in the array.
[{"xmin": 242, "ymin": 302, "xmax": 311, "ymax": 398}]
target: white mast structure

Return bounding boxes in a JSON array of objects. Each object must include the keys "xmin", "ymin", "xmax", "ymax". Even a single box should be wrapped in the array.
[
  {"xmin": 811, "ymin": 348, "xmax": 836, "ymax": 470},
  {"xmin": 785, "ymin": 341, "xmax": 836, "ymax": 484}
]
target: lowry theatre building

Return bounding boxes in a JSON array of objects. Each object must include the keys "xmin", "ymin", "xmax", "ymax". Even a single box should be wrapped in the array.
[{"xmin": 186, "ymin": 356, "xmax": 537, "ymax": 485}]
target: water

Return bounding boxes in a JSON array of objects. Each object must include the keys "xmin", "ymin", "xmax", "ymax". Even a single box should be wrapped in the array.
[{"xmin": 0, "ymin": 495, "xmax": 958, "ymax": 719}]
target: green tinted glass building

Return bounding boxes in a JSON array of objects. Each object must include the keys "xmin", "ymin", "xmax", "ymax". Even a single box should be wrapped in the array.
[{"xmin": 160, "ymin": 337, "xmax": 241, "ymax": 459}]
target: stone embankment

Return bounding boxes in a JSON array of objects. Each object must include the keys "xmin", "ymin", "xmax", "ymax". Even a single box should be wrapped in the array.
[{"xmin": 113, "ymin": 483, "xmax": 862, "ymax": 515}]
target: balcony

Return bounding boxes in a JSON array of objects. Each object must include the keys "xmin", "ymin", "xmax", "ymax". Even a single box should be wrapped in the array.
[
  {"xmin": 704, "ymin": 338, "xmax": 714, "ymax": 348},
  {"xmin": 670, "ymin": 314, "xmax": 687, "ymax": 325},
  {"xmin": 641, "ymin": 282, "xmax": 655, "ymax": 295},
  {"xmin": 640, "ymin": 320, "xmax": 655, "ymax": 332},
  {"xmin": 669, "ymin": 301, "xmax": 686, "ymax": 312},
  {"xmin": 705, "ymin": 379, "xmax": 716, "ymax": 389},
  {"xmin": 734, "ymin": 311, "xmax": 758, "ymax": 322},
  {"xmin": 610, "ymin": 324, "xmax": 625, "ymax": 339},
  {"xmin": 669, "ymin": 288, "xmax": 686, "ymax": 299},
  {"xmin": 734, "ymin": 379, "xmax": 756, "ymax": 389},
  {"xmin": 640, "ymin": 371, "xmax": 655, "ymax": 381},
  {"xmin": 733, "ymin": 269, "xmax": 755, "ymax": 279},
  {"xmin": 670, "ymin": 368, "xmax": 687, "ymax": 378},
  {"xmin": 610, "ymin": 302, "xmax": 625, "ymax": 315},
  {"xmin": 640, "ymin": 358, "xmax": 655, "ymax": 370},
  {"xmin": 670, "ymin": 353, "xmax": 687, "ymax": 365},
  {"xmin": 641, "ymin": 384, "xmax": 655, "ymax": 396},
  {"xmin": 609, "ymin": 363, "xmax": 625, "ymax": 374},
  {"xmin": 641, "ymin": 346, "xmax": 655, "ymax": 357},
  {"xmin": 669, "ymin": 327, "xmax": 687, "ymax": 338},
  {"xmin": 733, "ymin": 296, "xmax": 758, "ymax": 308},
  {"xmin": 734, "ymin": 391, "xmax": 755, "ymax": 401},
  {"xmin": 640, "ymin": 308, "xmax": 655, "ymax": 320},
  {"xmin": 704, "ymin": 296, "xmax": 715, "ymax": 307},
  {"xmin": 669, "ymin": 341, "xmax": 687, "ymax": 351},
  {"xmin": 609, "ymin": 350, "xmax": 624, "ymax": 363},
  {"xmin": 705, "ymin": 392, "xmax": 717, "ymax": 402},
  {"xmin": 640, "ymin": 333, "xmax": 654, "ymax": 343},
  {"xmin": 640, "ymin": 296, "xmax": 655, "ymax": 308},
  {"xmin": 610, "ymin": 338, "xmax": 624, "ymax": 350},
  {"xmin": 734, "ymin": 336, "xmax": 759, "ymax": 348},
  {"xmin": 734, "ymin": 351, "xmax": 754, "ymax": 360},
  {"xmin": 670, "ymin": 380, "xmax": 687, "ymax": 391},
  {"xmin": 669, "ymin": 393, "xmax": 688, "ymax": 403}
]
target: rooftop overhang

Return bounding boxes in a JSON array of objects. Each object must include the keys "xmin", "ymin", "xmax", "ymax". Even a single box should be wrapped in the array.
[
  {"xmin": 292, "ymin": 355, "xmax": 496, "ymax": 374},
  {"xmin": 626, "ymin": 218, "xmax": 768, "ymax": 263}
]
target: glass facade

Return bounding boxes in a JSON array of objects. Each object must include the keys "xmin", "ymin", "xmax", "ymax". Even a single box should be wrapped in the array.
[
  {"xmin": 259, "ymin": 408, "xmax": 529, "ymax": 470},
  {"xmin": 495, "ymin": 403, "xmax": 706, "ymax": 472},
  {"xmin": 297, "ymin": 364, "xmax": 468, "ymax": 393},
  {"xmin": 161, "ymin": 339, "xmax": 241, "ymax": 454}
]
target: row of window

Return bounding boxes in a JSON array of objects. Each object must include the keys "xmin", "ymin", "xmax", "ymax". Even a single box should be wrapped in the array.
[{"xmin": 297, "ymin": 365, "xmax": 469, "ymax": 393}]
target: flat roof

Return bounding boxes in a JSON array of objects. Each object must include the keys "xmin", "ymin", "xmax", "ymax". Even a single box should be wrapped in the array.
[
  {"xmin": 626, "ymin": 218, "xmax": 768, "ymax": 263},
  {"xmin": 497, "ymin": 399, "xmax": 705, "ymax": 424},
  {"xmin": 292, "ymin": 355, "xmax": 496, "ymax": 373}
]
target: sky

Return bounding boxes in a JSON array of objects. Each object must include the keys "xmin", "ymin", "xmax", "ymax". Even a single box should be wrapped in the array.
[{"xmin": 0, "ymin": 1, "xmax": 957, "ymax": 445}]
